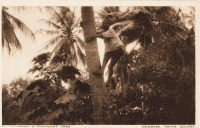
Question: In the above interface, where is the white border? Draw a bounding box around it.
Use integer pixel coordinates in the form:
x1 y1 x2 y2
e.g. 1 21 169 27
0 0 199 127
0 0 199 6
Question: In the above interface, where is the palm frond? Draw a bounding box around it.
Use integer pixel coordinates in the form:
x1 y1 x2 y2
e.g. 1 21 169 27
74 35 86 55
98 10 107 19
110 20 133 32
55 6 71 19
45 36 72 65
111 20 147 44
98 6 124 25
38 19 62 29
63 11 75 27
39 35 64 52
45 6 67 28
70 44 76 63
50 40 74 66
2 11 22 53
98 7 154 45
8 6 27 12
50 54 65 64
55 6 75 27
103 6 120 13
98 6 151 29
49 37 69 55
3 31 22 53
119 6 150 21
34 29 60 36
4 10 35 40
98 10 117 25
11 6 43 13
74 43 86 66
71 17 81 30
59 42 72 56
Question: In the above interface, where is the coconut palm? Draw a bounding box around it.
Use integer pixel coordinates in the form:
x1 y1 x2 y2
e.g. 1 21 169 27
98 6 187 47
98 6 154 47
81 6 109 124
28 6 86 94
2 7 35 53
36 6 85 67
96 6 186 90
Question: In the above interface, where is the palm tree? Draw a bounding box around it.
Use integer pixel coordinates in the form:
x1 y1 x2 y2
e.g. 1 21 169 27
36 6 85 67
81 6 109 124
28 6 86 97
98 6 153 46
80 6 153 124
97 7 152 87
2 7 35 53
97 6 187 85
28 7 109 124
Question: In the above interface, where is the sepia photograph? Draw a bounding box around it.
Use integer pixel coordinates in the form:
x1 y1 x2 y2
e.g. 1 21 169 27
1 5 196 125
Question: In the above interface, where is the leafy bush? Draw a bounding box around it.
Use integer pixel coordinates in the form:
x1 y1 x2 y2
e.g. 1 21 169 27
2 78 30 125
17 63 93 125
101 6 195 124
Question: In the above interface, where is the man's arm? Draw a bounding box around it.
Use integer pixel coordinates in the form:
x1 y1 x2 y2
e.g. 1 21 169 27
95 33 103 38
86 33 103 42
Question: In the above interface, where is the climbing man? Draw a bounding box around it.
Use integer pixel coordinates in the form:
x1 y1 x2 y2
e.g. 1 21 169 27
88 19 125 87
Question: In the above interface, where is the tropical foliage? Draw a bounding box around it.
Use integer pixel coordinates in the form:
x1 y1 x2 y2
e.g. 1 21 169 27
2 7 35 53
2 6 195 125
36 6 85 67
3 6 92 124
101 6 195 124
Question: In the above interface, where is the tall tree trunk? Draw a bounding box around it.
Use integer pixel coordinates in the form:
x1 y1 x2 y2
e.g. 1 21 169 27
81 6 108 124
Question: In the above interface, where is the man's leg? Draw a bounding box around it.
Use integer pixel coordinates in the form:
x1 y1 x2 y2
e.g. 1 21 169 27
105 48 125 87
93 52 111 75
101 52 111 73
106 55 120 86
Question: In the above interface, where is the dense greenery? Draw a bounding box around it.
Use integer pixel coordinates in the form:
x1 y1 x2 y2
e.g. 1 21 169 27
2 7 35 53
2 6 195 124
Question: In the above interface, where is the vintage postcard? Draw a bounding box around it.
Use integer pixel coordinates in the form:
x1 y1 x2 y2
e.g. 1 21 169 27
0 0 199 127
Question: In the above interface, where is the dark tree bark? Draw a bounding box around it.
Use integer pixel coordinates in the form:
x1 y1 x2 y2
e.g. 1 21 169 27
81 6 109 124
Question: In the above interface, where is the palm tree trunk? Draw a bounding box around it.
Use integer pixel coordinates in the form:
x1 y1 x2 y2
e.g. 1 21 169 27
81 6 109 124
